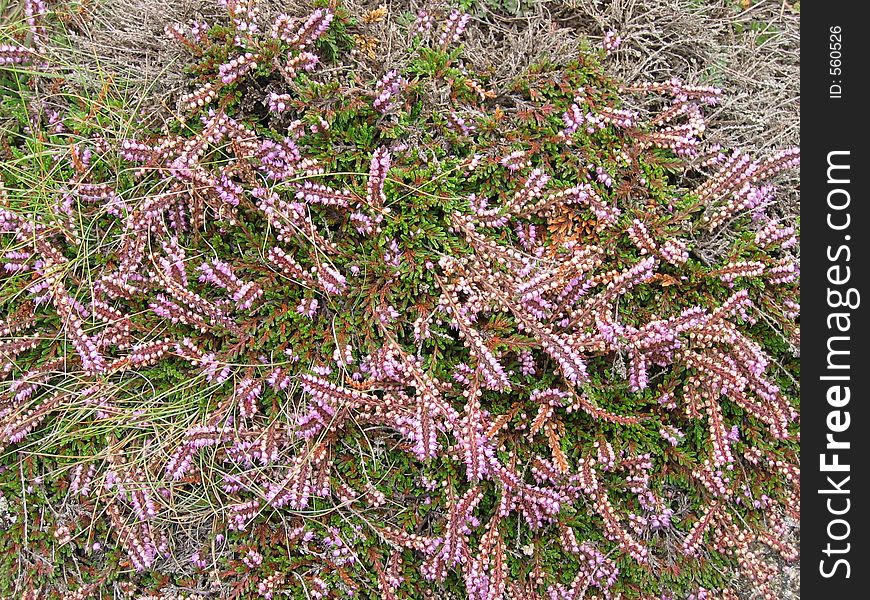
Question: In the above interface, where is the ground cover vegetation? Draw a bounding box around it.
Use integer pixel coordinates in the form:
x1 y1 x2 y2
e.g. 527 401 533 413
0 1 799 598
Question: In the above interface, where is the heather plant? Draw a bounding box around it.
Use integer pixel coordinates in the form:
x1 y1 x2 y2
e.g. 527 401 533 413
0 2 799 599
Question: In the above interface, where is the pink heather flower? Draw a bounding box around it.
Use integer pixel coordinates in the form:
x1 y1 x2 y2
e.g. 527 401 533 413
500 150 531 172
438 9 471 48
267 92 292 113
447 111 475 136
191 552 208 568
316 264 347 295
332 343 353 366
659 425 684 447
603 30 621 53
468 193 508 228
309 116 330 134
519 349 537 376
257 573 285 599
414 9 435 36
452 362 473 386
783 299 800 320
660 238 689 266
285 8 333 49
510 168 549 214
413 314 431 342
322 528 356 566
725 425 740 442
594 165 613 187
243 548 263 568
200 353 233 384
755 220 797 249
224 0 259 36
267 366 291 390
286 51 319 76
561 103 585 137
383 239 402 267
373 70 406 113
716 260 765 283
598 106 638 128
515 223 538 252
367 147 391 207
232 281 263 310
189 20 210 43
594 440 617 471
297 297 319 317
24 0 47 38
258 137 302 180
198 259 241 289
3 250 31 273
218 52 259 84
311 364 332 376
375 303 399 324
466 153 483 172
236 377 262 418
0 44 34 66
311 576 328 599
350 211 378 235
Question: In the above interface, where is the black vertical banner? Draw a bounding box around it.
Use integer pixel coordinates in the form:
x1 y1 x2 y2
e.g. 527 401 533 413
802 2 869 597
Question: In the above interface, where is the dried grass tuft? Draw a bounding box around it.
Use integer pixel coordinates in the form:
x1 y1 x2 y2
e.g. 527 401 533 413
58 0 799 158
